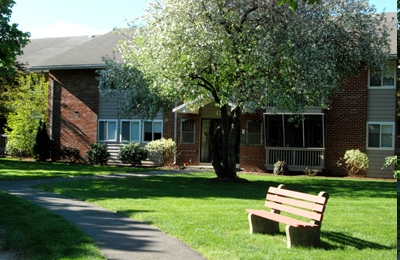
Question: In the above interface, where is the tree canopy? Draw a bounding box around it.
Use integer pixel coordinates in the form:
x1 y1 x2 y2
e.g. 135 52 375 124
99 0 391 178
0 0 30 115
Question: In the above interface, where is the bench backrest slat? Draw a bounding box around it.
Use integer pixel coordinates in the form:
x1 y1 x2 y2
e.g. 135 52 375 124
265 201 323 221
266 194 326 213
264 185 329 225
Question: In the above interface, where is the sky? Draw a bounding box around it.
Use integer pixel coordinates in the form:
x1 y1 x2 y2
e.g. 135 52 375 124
10 0 397 39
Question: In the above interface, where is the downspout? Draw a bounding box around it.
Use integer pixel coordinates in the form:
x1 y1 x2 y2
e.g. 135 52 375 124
48 74 54 139
173 102 177 165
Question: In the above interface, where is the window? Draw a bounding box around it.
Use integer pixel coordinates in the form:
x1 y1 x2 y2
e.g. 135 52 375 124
247 120 262 145
369 60 396 88
265 114 324 148
181 119 195 144
367 123 394 149
143 121 162 142
121 120 141 142
98 120 117 141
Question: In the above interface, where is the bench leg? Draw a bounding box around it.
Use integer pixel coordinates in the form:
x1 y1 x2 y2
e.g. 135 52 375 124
248 213 279 234
285 225 321 248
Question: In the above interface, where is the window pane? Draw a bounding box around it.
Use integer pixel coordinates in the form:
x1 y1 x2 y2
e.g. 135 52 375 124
130 121 140 141
284 115 302 147
107 121 116 140
369 72 381 87
121 121 130 142
381 125 393 148
182 120 195 143
382 61 395 86
247 121 262 145
99 121 106 141
304 115 323 148
368 124 380 147
265 115 283 147
144 122 152 141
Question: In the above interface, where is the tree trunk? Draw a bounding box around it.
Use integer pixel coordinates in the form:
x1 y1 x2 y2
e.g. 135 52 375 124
212 105 241 179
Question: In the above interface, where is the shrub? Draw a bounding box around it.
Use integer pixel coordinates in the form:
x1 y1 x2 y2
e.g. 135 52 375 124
145 138 176 166
32 121 51 162
85 143 110 165
381 155 397 178
118 143 148 166
273 161 288 175
60 147 80 163
337 149 369 176
304 167 318 176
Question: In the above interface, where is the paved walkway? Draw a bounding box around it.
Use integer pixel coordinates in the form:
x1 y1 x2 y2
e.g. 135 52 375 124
0 175 206 260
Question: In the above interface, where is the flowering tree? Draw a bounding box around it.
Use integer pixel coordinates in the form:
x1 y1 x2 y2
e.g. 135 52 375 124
99 0 391 179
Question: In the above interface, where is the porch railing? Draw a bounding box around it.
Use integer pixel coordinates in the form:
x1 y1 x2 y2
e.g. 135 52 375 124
265 147 325 172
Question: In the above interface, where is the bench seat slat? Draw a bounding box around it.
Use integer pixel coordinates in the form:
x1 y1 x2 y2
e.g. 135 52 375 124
246 209 318 228
268 187 327 204
266 194 326 213
265 201 323 221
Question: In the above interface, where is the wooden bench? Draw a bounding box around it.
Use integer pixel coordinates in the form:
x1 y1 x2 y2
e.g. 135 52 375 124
246 184 329 248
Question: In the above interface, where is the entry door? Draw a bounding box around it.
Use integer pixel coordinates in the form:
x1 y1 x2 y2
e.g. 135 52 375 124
200 119 221 162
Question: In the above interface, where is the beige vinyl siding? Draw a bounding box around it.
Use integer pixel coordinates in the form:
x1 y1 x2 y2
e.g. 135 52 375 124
367 89 396 121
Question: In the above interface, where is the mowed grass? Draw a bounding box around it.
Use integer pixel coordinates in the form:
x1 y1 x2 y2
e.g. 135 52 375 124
36 171 397 260
0 157 151 180
0 190 105 260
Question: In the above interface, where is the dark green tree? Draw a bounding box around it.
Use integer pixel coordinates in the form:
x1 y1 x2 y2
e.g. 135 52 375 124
33 121 51 162
0 0 30 115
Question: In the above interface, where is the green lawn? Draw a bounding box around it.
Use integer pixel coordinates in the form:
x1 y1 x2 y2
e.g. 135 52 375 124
36 171 397 260
0 159 396 259
0 157 151 180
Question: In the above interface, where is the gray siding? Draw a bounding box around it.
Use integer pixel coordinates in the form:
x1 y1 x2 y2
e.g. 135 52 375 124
367 89 396 121
366 150 394 178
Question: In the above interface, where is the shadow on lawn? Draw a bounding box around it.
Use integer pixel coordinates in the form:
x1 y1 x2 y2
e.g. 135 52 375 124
322 231 394 250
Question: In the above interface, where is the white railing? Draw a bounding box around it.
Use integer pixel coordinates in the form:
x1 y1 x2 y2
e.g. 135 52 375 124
266 147 325 171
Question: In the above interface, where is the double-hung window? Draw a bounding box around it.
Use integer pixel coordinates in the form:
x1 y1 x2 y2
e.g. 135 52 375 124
143 120 163 142
246 120 262 145
367 123 394 149
369 60 396 88
121 120 141 142
181 119 195 144
98 120 117 141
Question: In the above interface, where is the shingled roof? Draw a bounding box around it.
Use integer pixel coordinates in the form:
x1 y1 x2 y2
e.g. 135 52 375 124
18 30 126 71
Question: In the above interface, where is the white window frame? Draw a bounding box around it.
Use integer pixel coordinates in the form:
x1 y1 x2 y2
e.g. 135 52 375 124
120 120 141 143
366 122 395 150
368 60 396 89
246 120 263 146
143 120 163 143
98 119 118 142
181 119 196 144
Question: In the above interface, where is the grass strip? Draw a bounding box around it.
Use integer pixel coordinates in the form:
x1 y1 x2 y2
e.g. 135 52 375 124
0 191 105 260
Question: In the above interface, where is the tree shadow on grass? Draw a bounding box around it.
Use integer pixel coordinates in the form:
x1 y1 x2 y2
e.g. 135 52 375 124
321 231 394 250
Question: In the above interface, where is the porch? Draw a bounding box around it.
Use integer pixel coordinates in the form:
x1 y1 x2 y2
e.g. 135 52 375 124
265 147 325 172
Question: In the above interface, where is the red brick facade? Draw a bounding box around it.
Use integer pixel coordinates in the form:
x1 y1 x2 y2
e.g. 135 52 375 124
325 70 369 176
48 69 99 161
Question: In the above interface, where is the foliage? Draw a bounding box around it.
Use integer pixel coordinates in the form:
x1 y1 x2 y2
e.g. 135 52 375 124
273 160 288 175
304 167 318 176
381 155 397 178
0 0 30 115
32 121 51 162
4 73 48 156
118 142 148 166
102 0 390 178
145 138 176 166
60 146 80 163
337 149 369 176
85 143 110 165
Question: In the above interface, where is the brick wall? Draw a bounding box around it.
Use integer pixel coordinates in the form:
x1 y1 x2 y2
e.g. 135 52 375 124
239 110 266 172
325 70 368 176
49 69 99 161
